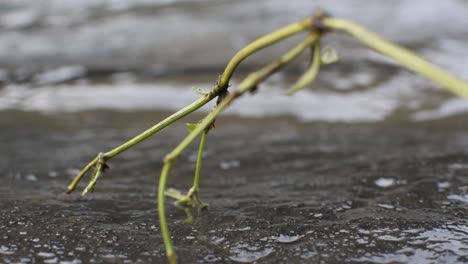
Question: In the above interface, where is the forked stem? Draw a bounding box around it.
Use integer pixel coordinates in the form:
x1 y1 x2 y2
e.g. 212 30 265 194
165 129 208 209
189 129 208 208
66 155 99 193
287 40 322 95
158 32 321 263
64 9 468 264
66 17 315 195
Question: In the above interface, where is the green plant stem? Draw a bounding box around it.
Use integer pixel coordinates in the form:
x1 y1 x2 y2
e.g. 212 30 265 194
217 18 313 91
323 17 468 99
287 40 322 95
66 155 99 193
193 130 207 191
158 160 176 264
66 18 313 194
158 32 320 263
104 18 313 160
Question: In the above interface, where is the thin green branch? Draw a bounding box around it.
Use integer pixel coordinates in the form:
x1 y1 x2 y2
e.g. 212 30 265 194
287 40 322 95
105 18 313 160
164 128 208 209
66 155 99 193
158 32 320 263
82 153 108 195
158 160 176 264
193 130 207 191
66 18 314 195
65 10 468 264
323 17 468 99
164 33 320 164
218 18 313 92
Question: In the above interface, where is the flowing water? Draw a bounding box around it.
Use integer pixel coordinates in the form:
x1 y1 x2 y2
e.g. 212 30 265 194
1 1 468 263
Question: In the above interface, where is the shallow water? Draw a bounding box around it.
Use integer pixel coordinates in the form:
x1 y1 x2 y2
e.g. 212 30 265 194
1 111 467 263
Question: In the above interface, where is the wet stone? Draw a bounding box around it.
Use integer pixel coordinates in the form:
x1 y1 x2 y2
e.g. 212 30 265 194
1 112 468 263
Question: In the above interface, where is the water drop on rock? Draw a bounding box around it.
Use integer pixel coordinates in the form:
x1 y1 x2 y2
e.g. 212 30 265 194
273 234 304 243
25 174 37 181
374 178 395 188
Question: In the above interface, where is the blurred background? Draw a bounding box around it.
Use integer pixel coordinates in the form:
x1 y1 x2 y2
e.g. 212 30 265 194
1 0 467 121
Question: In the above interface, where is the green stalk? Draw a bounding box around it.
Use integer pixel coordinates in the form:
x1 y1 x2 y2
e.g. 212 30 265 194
158 161 176 264
287 40 322 95
193 131 207 190
217 18 313 91
164 33 320 163
104 18 312 160
323 17 468 99
67 18 313 194
104 98 208 159
66 156 98 193
158 32 320 262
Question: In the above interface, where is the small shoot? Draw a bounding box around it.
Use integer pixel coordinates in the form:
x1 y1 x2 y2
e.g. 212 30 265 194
287 41 322 95
82 153 109 196
164 188 186 201
185 123 198 132
165 124 209 210
66 155 99 194
180 207 194 224
190 130 209 209
191 86 208 96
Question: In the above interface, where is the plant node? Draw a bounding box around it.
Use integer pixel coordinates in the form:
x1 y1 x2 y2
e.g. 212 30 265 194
82 153 109 196
311 8 331 34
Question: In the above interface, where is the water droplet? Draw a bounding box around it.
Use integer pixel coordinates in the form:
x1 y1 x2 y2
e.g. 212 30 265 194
211 236 225 245
37 252 55 258
356 238 369 245
229 247 273 263
374 178 396 188
75 247 85 252
377 204 395 210
357 229 370 235
272 234 304 243
403 229 423 234
219 160 240 170
43 257 58 264
437 181 450 189
300 251 317 259
0 245 15 255
447 194 468 203
377 235 405 242
59 259 82 264
203 254 221 263
25 174 37 181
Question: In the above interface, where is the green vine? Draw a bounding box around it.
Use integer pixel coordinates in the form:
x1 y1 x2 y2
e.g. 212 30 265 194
66 9 468 263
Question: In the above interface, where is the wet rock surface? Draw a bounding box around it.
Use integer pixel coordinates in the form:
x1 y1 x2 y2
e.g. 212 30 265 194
1 111 467 263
